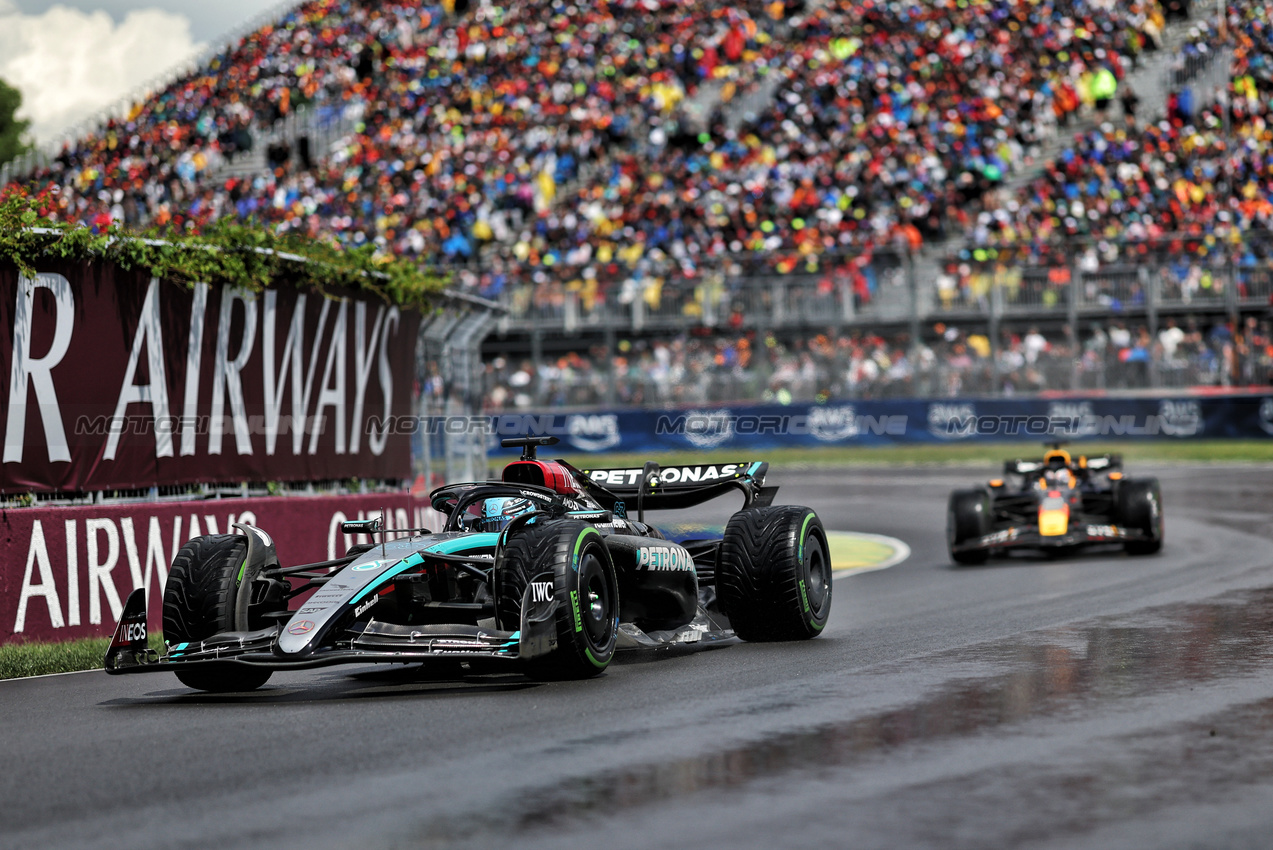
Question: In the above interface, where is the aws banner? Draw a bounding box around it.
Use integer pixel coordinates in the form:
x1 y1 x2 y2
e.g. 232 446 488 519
1 261 420 492
465 395 1273 455
0 492 442 644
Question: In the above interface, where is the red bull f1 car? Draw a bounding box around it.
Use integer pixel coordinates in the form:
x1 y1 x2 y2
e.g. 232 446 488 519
106 437 832 691
947 443 1163 565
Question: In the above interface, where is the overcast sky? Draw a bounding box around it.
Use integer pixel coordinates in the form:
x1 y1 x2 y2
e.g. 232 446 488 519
0 0 293 144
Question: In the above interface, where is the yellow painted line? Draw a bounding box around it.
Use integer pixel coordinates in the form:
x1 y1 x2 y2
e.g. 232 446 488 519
827 531 910 576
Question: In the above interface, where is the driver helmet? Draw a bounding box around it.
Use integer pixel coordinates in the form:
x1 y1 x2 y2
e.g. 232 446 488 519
470 496 535 532
1043 468 1072 489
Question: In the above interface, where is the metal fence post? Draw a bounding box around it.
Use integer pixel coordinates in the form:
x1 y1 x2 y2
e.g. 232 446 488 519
989 276 1003 389
1066 259 1081 390
840 277 855 322
1147 265 1161 388
564 291 579 333
1226 250 1239 325
908 250 922 361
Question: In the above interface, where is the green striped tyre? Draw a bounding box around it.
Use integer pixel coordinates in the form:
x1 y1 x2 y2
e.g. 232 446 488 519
718 506 832 641
495 519 620 679
162 535 272 692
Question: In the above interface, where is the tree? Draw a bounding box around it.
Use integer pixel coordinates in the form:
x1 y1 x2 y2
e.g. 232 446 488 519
0 77 32 168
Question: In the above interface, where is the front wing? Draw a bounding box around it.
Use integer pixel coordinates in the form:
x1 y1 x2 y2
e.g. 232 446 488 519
104 588 734 678
952 521 1150 555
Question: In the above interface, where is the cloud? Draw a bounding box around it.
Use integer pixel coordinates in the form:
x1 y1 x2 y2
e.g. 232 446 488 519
0 2 205 144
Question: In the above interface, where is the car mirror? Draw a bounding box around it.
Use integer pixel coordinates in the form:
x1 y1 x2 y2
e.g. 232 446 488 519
341 516 383 534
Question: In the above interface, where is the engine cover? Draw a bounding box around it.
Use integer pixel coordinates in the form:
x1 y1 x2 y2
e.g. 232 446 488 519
603 535 698 631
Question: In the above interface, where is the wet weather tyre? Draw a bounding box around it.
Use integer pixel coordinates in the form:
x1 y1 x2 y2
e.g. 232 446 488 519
717 506 831 641
162 535 272 692
948 489 991 565
1117 478 1164 555
495 520 619 679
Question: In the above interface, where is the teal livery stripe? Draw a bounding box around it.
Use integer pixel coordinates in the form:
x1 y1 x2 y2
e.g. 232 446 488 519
349 534 500 603
424 533 500 555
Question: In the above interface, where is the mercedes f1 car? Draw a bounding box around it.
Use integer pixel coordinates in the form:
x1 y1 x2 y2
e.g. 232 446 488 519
947 443 1163 564
106 437 831 691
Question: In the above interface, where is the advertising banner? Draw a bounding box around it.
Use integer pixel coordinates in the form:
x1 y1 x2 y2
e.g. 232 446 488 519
426 394 1273 456
1 260 421 493
0 492 442 644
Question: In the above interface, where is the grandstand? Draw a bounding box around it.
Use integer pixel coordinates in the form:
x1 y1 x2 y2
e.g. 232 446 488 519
4 0 1270 409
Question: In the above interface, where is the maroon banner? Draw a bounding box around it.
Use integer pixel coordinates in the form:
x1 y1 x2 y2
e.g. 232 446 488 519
1 260 421 492
0 493 445 644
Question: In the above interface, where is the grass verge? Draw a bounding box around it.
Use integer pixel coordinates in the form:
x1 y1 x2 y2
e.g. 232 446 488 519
552 440 1273 470
0 634 164 681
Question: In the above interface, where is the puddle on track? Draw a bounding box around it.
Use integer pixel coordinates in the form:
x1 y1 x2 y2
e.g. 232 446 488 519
406 586 1273 845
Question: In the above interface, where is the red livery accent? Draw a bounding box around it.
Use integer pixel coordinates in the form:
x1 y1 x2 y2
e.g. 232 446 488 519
503 460 581 496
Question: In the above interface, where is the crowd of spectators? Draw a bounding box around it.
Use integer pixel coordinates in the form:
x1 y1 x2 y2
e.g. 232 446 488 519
9 0 1174 298
968 1 1273 257
10 0 1270 410
481 316 1273 410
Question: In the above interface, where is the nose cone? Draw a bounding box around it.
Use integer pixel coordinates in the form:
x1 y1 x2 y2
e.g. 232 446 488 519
1039 493 1070 537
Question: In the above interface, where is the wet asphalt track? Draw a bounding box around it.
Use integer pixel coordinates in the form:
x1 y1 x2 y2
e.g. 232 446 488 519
4 463 1273 850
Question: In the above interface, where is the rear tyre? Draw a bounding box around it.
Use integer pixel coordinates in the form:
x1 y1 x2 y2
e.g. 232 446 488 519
1117 478 1163 555
162 535 272 692
717 506 831 641
948 489 991 565
495 520 619 679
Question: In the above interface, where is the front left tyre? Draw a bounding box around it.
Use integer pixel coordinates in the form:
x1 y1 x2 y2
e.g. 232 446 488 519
495 519 620 679
162 535 272 692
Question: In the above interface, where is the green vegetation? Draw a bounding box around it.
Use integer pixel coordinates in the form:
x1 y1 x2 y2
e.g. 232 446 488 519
551 440 1273 470
0 633 165 680
0 78 31 167
0 188 446 309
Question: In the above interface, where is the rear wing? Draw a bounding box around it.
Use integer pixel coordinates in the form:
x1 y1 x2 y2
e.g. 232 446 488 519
1004 454 1122 476
563 461 775 515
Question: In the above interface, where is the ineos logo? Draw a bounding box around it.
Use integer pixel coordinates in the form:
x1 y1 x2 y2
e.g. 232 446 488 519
122 622 147 642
